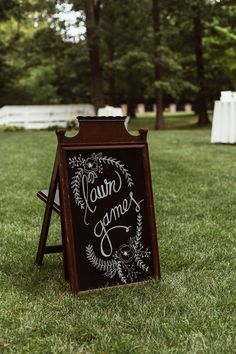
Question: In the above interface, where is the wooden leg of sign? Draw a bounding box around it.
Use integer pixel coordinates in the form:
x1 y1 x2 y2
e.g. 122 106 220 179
36 150 60 266
36 182 58 266
36 184 69 280
36 150 69 280
61 221 69 280
59 182 69 281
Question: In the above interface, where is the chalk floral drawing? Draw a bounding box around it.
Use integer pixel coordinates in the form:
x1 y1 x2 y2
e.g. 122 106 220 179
86 214 151 283
69 152 133 209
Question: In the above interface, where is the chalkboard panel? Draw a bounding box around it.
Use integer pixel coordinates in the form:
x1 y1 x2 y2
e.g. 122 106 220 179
57 117 160 294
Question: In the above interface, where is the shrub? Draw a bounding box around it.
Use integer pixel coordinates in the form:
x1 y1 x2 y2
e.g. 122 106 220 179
0 125 25 132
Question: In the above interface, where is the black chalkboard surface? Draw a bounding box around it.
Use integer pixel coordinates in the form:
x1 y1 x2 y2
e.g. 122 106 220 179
57 117 160 294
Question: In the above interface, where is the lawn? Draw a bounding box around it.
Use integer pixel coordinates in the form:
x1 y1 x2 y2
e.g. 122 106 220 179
128 111 206 131
0 115 235 353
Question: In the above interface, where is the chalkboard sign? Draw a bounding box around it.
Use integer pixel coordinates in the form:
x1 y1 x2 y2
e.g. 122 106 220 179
57 117 160 294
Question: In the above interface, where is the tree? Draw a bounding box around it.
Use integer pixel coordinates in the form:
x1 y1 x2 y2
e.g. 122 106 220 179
192 0 210 126
0 0 61 105
0 0 93 105
152 0 165 129
84 0 104 111
100 0 153 118
0 0 18 105
1 0 235 120
169 0 231 125
204 2 236 95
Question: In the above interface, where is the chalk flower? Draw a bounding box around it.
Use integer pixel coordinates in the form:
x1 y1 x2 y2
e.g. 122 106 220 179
83 157 99 173
117 244 134 263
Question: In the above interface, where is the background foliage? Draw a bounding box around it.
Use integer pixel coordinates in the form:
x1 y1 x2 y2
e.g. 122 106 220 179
0 0 235 110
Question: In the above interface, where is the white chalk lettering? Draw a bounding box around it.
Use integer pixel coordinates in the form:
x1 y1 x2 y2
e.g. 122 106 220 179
82 174 96 225
90 171 122 203
94 192 143 257
82 171 122 225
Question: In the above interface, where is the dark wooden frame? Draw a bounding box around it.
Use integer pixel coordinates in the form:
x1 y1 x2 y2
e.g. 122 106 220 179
35 150 69 280
36 116 160 294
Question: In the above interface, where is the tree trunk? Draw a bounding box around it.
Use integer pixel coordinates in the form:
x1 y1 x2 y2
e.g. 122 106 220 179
127 75 136 118
152 0 165 130
193 4 210 126
127 95 136 118
107 34 116 106
84 0 105 112
154 90 165 129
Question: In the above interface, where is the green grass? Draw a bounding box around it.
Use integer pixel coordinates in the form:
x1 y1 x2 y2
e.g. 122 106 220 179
128 111 212 131
0 117 235 353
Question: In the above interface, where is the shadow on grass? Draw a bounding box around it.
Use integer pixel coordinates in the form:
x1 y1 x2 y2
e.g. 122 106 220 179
128 113 213 132
0 254 69 296
0 252 162 301
168 122 211 130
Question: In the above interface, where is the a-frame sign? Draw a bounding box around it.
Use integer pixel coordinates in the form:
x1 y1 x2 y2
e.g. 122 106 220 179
36 117 160 294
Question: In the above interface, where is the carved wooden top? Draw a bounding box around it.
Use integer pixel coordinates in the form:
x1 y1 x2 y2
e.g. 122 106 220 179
56 116 148 145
